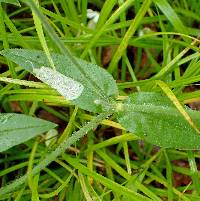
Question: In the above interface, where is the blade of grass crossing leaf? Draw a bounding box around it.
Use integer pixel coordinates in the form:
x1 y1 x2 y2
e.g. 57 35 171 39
163 150 173 201
119 92 200 147
25 0 112 105
156 80 200 134
108 0 152 73
32 0 55 70
0 47 118 112
187 150 200 194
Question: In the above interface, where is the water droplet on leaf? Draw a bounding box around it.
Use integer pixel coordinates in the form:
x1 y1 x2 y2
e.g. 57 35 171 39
0 114 13 124
33 66 84 100
94 99 102 105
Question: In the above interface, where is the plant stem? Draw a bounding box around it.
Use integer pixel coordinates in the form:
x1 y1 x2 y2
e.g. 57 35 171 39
0 111 112 196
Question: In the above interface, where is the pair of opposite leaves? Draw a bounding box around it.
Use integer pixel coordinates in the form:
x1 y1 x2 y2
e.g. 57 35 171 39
1 49 200 150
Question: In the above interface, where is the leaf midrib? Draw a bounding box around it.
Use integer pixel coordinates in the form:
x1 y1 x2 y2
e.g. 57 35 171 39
122 103 198 119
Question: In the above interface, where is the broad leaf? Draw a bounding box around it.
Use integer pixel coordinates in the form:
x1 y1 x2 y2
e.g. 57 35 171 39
0 49 118 113
117 92 200 149
0 0 20 6
0 113 57 152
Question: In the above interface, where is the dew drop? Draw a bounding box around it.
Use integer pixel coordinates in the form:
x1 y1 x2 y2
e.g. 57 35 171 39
94 99 101 105
25 60 34 70
33 66 84 100
116 103 124 112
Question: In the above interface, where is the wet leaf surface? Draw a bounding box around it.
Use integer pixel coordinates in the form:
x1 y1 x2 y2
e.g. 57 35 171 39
0 113 57 152
117 92 200 149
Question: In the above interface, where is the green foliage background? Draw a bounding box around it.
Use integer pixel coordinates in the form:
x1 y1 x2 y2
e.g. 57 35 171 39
1 0 200 200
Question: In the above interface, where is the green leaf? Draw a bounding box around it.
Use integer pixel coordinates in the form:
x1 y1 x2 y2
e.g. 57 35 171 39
0 113 57 152
117 92 200 149
0 0 20 6
0 49 118 113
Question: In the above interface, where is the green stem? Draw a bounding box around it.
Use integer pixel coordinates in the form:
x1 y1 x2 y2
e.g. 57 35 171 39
0 111 112 196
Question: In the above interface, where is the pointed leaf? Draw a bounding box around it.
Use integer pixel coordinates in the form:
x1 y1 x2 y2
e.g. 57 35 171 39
0 0 20 6
0 49 118 113
0 113 57 152
117 92 200 149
